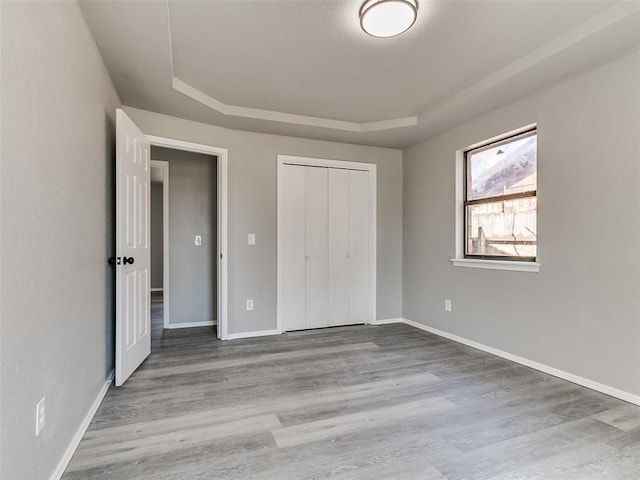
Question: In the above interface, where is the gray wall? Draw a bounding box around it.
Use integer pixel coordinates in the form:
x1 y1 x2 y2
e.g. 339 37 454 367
151 183 164 289
125 107 404 334
151 147 217 326
0 2 121 480
403 50 640 397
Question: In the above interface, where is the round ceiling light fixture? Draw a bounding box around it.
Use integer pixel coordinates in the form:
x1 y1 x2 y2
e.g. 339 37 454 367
359 0 418 38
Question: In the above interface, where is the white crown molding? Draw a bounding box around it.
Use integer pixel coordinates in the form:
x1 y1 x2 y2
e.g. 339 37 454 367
165 1 640 134
172 77 418 132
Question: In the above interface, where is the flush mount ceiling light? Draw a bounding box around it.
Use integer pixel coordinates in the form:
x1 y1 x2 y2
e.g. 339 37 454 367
360 0 418 38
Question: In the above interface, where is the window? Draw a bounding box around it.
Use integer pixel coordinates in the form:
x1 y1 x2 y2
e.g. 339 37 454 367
464 129 537 261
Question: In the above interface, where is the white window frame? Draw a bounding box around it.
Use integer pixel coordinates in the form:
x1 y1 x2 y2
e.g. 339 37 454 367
451 124 541 273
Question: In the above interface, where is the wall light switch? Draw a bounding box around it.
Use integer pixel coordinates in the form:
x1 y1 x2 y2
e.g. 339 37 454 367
248 234 256 245
35 397 46 436
445 299 452 312
195 235 202 246
246 299 254 311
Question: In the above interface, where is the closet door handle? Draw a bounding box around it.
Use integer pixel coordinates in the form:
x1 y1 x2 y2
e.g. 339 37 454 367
305 256 311 261
123 256 135 265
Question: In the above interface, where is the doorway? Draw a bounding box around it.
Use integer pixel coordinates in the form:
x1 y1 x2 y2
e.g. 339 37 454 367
150 147 221 344
148 136 229 341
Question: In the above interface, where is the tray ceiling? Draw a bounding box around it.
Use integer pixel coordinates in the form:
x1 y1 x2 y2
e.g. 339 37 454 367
78 0 640 148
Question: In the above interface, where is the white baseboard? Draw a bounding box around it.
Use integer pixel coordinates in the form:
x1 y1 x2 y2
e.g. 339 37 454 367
49 370 114 480
401 318 640 407
166 320 216 329
370 318 404 325
150 288 163 292
225 329 281 340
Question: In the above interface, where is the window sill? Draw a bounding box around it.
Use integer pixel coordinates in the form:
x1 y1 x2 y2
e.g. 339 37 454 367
450 258 541 273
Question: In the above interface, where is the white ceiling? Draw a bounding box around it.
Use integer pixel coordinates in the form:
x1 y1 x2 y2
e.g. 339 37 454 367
78 0 640 148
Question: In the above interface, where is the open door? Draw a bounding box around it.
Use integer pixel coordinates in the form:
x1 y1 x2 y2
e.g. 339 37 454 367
115 108 151 386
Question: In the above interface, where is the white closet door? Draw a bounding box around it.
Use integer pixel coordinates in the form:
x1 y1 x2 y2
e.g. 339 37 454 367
349 170 370 324
305 167 329 329
328 168 350 326
280 165 307 331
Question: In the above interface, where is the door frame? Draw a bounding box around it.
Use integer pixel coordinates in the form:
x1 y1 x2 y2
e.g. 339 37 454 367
150 160 171 328
147 135 229 340
276 155 377 332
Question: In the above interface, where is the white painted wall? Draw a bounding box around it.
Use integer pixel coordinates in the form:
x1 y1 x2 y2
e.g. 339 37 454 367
125 107 404 334
0 2 121 479
403 50 640 397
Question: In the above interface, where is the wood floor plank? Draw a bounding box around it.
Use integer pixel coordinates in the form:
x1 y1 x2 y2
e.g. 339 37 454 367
271 396 455 448
67 414 281 471
435 418 621 480
485 441 638 480
594 404 640 432
135 342 380 379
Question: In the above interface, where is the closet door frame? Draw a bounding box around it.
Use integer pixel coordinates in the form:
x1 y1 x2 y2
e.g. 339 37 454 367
276 155 377 333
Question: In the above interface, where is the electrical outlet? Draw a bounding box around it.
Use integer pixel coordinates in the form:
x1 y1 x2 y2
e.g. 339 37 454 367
248 233 256 245
246 299 254 311
445 299 452 312
35 397 46 436
195 235 202 246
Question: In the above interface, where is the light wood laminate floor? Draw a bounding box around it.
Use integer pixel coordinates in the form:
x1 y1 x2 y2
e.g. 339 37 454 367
63 294 640 479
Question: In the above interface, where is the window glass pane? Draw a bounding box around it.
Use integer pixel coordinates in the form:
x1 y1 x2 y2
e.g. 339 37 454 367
467 132 537 201
466 197 537 258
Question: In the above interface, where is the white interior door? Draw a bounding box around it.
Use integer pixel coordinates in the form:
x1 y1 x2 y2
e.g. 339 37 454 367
349 170 370 324
280 164 307 331
328 168 350 326
115 108 151 386
305 167 329 329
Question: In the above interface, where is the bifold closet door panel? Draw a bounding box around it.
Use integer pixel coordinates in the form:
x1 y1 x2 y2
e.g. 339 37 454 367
349 170 370 324
305 167 329 329
328 168 350 326
280 165 306 332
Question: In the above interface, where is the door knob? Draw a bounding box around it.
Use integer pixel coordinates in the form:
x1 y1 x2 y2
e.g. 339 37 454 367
123 256 135 265
108 257 121 265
